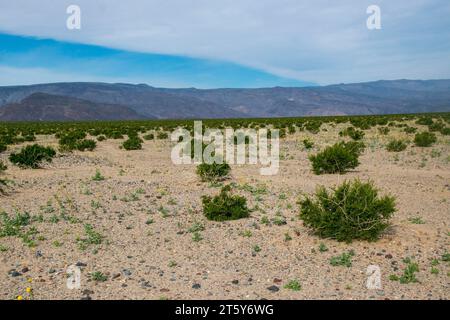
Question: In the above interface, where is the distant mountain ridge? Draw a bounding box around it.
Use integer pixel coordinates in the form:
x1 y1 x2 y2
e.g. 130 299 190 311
0 79 449 121
0 92 146 121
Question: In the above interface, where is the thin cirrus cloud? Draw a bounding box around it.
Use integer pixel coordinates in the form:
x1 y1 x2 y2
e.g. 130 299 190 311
0 0 449 87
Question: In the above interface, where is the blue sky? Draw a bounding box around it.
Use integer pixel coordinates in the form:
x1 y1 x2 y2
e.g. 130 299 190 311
0 33 311 87
0 0 449 88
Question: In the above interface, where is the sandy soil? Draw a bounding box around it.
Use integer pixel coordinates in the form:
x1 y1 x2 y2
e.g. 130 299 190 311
0 121 449 300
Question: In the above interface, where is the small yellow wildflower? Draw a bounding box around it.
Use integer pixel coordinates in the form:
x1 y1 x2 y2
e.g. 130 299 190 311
27 278 33 283
17 295 23 300
26 287 32 293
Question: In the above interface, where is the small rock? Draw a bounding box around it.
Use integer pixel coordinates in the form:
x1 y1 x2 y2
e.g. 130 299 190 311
267 285 279 292
9 270 21 277
273 278 282 284
112 273 121 279
122 269 132 276
231 280 239 285
140 281 152 288
76 262 87 267
21 267 29 273
35 250 43 258
385 254 393 259
192 283 201 289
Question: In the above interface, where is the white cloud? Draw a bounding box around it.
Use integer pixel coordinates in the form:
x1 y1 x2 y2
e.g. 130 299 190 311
0 0 449 84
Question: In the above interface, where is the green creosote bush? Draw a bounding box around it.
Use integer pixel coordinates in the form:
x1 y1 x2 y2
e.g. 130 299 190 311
299 179 396 242
9 144 56 168
414 132 437 147
339 127 365 140
157 131 169 139
386 139 407 152
0 143 7 153
378 127 390 135
202 185 250 221
143 133 154 140
196 162 231 182
58 130 96 152
75 139 96 151
308 141 364 174
122 137 143 150
302 139 314 150
0 161 8 194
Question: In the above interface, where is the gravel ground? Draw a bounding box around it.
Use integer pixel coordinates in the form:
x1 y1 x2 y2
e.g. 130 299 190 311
0 122 449 300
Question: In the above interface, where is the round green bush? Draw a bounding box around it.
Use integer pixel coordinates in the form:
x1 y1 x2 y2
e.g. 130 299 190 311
143 133 154 140
76 139 97 151
386 139 407 152
308 141 362 174
9 144 56 168
299 179 396 242
122 137 143 150
196 162 231 182
157 131 169 139
414 132 437 147
202 185 249 221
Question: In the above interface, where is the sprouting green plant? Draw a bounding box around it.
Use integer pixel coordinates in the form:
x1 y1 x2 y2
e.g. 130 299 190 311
168 261 177 267
408 217 425 224
90 271 108 282
192 231 203 242
241 230 252 237
319 243 328 252
330 251 355 267
260 216 270 225
398 258 419 284
284 279 302 291
77 224 103 250
188 222 204 233
92 169 105 181
253 245 261 253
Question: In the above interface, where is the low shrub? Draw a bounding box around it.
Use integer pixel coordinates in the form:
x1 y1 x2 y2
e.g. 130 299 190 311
440 127 450 135
403 126 417 134
9 144 56 168
0 143 6 153
308 141 362 174
299 179 396 242
97 135 106 142
196 162 231 182
157 131 169 139
122 137 143 150
378 127 390 135
75 139 96 151
202 185 250 221
302 139 314 150
0 161 7 193
339 127 365 140
143 133 154 140
414 132 437 147
386 139 407 152
59 131 96 152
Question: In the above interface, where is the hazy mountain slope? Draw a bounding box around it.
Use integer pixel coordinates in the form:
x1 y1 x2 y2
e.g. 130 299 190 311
0 79 449 121
0 92 148 121
0 83 245 119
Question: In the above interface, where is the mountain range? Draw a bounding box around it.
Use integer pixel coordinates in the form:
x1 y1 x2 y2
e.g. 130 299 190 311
0 79 449 121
